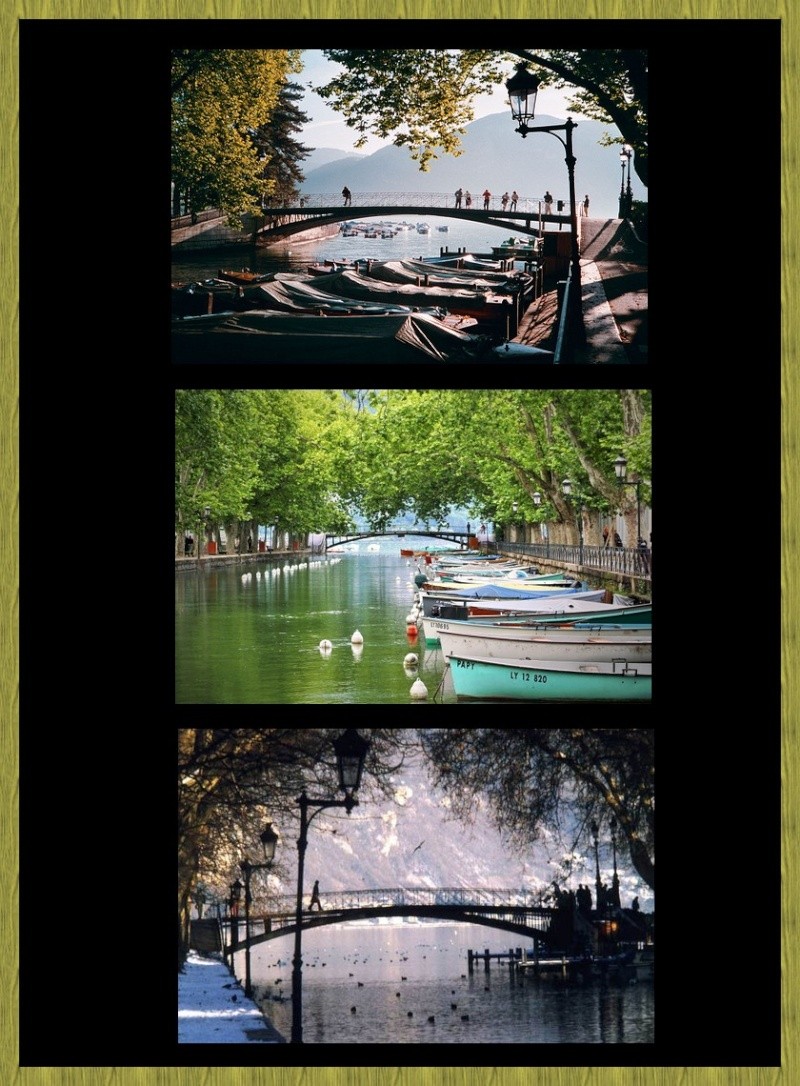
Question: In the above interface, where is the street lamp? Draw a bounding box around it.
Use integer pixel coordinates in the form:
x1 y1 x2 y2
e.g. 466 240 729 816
292 729 371 1044
560 477 585 560
613 454 642 543
241 823 279 998
619 145 633 218
610 818 620 907
590 820 602 911
229 878 242 953
506 62 583 346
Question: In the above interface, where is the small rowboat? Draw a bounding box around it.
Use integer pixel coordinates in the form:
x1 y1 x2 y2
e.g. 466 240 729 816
217 268 271 285
447 653 652 701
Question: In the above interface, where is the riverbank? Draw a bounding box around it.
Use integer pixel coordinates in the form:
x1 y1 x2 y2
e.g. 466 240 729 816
178 950 286 1043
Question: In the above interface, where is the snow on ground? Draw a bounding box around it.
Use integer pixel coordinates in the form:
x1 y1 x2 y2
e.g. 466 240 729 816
178 950 286 1043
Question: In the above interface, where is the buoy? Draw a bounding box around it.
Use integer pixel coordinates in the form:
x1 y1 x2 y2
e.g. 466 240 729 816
404 653 419 667
405 613 417 624
407 625 418 639
351 630 364 644
410 678 428 699
319 640 333 652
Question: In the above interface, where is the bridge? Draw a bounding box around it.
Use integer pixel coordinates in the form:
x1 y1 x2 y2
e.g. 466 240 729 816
257 192 576 243
171 192 581 247
224 887 575 954
325 529 470 551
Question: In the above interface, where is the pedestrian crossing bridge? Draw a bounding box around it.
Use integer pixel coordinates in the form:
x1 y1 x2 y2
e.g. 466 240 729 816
231 887 567 951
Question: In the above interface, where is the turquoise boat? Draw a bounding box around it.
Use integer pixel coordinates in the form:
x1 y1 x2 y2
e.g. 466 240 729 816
447 653 652 701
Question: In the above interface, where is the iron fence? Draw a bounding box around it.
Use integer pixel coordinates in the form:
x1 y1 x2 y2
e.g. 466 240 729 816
501 540 651 583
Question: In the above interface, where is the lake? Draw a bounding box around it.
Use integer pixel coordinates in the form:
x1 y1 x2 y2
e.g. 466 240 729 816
237 920 654 1045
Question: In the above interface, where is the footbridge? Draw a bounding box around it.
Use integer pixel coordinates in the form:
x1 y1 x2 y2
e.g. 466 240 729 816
325 529 469 551
256 191 578 243
227 887 568 952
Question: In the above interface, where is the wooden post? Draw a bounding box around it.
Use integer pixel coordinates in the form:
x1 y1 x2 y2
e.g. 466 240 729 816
484 948 490 972
468 949 474 974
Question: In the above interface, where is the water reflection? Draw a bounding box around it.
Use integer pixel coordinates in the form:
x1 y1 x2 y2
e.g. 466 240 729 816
238 922 653 1045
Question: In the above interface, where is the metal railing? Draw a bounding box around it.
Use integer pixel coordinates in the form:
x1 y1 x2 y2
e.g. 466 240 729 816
501 540 651 582
271 886 547 911
259 193 569 214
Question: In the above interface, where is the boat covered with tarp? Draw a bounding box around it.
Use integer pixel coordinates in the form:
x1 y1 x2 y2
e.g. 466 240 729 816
172 310 497 363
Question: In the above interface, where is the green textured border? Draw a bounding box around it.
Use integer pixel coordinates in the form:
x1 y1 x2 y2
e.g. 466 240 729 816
5 1 792 1083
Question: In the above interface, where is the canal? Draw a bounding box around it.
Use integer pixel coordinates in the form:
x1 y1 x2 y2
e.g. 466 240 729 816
238 920 654 1045
175 538 456 704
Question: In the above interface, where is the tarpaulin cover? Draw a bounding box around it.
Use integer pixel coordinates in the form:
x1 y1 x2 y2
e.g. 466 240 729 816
172 310 489 363
439 584 584 600
239 275 447 317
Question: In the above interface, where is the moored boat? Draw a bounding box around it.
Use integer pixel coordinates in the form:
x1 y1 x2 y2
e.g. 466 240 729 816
447 653 652 701
436 621 652 664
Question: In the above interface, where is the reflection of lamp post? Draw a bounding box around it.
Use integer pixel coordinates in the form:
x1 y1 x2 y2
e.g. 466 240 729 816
561 477 584 562
618 145 633 218
613 454 642 543
241 823 279 998
590 820 602 911
291 729 371 1044
506 62 583 344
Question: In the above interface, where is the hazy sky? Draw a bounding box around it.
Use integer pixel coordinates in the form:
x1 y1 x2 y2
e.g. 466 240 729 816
299 50 574 154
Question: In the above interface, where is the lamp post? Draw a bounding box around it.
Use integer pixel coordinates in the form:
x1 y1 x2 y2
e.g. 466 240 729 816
613 454 642 543
229 878 242 953
610 818 620 907
506 62 583 345
241 823 279 999
291 729 371 1044
532 491 549 555
196 504 211 557
590 820 602 912
619 145 633 218
560 477 584 563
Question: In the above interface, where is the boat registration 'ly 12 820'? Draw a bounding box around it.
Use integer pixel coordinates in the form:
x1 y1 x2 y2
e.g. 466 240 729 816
447 653 652 701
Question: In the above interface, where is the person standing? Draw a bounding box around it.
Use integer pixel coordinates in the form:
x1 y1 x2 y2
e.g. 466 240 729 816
544 190 553 214
341 186 352 206
482 189 491 210
510 190 519 211
501 191 509 210
464 190 472 208
582 194 590 216
454 187 463 209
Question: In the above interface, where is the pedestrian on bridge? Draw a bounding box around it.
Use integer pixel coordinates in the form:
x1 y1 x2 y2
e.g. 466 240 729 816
310 880 323 911
501 192 509 210
510 190 519 211
544 190 553 214
454 187 463 209
482 189 491 210
582 194 590 216
464 190 472 208
342 187 352 207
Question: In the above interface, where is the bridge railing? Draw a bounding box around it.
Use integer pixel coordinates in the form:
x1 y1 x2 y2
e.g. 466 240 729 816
501 541 651 583
263 193 564 215
271 887 547 912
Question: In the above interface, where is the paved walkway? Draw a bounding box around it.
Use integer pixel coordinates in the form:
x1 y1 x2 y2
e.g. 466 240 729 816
178 950 287 1044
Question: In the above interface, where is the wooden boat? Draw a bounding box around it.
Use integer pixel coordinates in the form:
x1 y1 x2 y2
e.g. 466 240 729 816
217 268 272 285
419 586 605 619
436 621 652 664
447 653 652 701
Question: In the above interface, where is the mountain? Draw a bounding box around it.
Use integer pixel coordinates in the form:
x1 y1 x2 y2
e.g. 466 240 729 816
300 111 644 222
266 758 650 909
302 147 367 174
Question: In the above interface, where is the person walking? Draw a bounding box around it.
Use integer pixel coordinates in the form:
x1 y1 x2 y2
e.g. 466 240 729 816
482 189 491 210
309 879 323 912
510 190 518 211
544 190 553 214
602 525 609 548
454 187 463 209
582 194 590 217
341 186 352 207
464 190 472 208
501 191 509 211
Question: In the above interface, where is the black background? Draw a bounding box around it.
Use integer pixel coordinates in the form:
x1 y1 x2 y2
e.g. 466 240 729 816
18 18 781 1067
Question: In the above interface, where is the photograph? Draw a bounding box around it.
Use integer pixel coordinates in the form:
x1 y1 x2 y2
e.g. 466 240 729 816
178 727 656 1045
170 44 647 364
175 389 652 704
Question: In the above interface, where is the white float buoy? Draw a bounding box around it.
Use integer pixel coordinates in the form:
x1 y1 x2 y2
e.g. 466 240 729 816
351 630 364 644
319 639 333 652
410 678 428 699
404 653 419 667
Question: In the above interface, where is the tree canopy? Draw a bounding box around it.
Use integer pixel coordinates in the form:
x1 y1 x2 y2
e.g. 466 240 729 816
314 48 647 183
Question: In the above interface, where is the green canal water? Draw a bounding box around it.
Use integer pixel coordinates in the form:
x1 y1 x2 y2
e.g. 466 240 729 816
175 539 453 704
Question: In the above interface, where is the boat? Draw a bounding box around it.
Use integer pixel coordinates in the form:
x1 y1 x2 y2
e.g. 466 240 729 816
418 584 601 618
464 600 651 621
446 653 652 701
416 223 430 234
436 225 450 232
436 620 652 665
216 267 272 285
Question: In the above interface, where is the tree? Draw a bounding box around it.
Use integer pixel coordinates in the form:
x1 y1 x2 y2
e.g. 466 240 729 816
171 49 301 224
315 49 648 184
251 80 314 206
178 728 416 969
418 729 654 891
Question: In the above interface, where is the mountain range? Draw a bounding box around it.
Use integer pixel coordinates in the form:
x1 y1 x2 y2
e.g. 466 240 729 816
300 111 644 222
264 758 650 910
